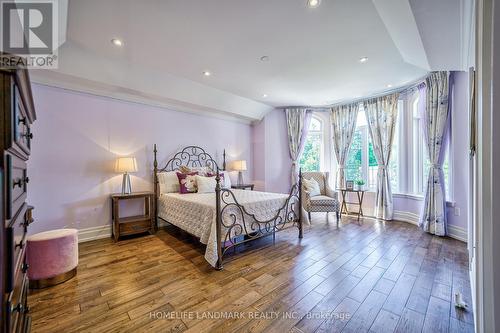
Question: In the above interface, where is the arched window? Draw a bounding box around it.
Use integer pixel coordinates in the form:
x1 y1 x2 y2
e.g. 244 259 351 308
299 116 324 172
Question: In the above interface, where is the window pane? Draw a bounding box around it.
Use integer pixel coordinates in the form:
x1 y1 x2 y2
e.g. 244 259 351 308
299 116 323 172
388 102 401 192
367 139 377 189
345 129 363 182
309 117 321 131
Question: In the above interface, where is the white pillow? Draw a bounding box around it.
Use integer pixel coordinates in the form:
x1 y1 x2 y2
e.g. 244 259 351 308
157 171 179 193
191 166 212 176
196 175 217 193
221 171 232 188
303 178 321 197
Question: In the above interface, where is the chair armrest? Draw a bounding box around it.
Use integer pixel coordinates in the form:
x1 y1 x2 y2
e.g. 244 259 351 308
325 185 338 200
302 189 312 211
303 190 311 201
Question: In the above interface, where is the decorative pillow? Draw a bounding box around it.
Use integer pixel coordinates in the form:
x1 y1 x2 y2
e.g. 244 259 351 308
207 171 231 188
157 171 179 193
303 177 321 197
178 165 192 174
176 172 198 194
221 171 232 188
191 166 212 176
196 175 217 193
178 166 212 175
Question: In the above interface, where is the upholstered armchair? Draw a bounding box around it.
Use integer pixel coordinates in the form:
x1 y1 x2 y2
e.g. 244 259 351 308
301 172 340 225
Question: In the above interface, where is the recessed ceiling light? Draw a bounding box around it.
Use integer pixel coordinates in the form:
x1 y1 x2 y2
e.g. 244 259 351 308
359 57 368 63
262 94 268 98
111 38 123 47
202 71 211 77
307 0 320 8
260 56 270 62
387 84 393 88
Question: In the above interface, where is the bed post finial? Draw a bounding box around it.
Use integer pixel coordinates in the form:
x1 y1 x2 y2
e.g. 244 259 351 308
223 149 226 171
215 166 223 270
298 167 303 239
153 144 158 168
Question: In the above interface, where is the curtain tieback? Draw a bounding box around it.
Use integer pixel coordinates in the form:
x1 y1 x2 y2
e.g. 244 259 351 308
430 163 442 169
337 165 345 170
377 165 387 170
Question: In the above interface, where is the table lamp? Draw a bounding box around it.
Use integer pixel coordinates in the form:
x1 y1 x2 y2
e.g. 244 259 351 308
233 160 247 186
115 157 137 194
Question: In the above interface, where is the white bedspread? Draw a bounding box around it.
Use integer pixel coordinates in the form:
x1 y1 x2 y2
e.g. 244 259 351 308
158 189 291 267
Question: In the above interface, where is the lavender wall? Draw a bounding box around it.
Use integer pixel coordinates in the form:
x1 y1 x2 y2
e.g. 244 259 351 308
252 109 291 193
28 84 253 235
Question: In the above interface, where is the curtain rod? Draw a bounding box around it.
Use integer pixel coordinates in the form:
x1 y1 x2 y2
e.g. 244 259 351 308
280 73 429 112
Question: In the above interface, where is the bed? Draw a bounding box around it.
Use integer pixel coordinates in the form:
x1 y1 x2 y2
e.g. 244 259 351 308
153 145 303 270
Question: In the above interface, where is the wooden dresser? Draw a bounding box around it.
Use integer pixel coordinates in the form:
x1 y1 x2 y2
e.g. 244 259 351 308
0 65 36 333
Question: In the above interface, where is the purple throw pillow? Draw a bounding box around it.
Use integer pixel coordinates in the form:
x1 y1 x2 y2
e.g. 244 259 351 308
176 172 198 194
207 172 224 185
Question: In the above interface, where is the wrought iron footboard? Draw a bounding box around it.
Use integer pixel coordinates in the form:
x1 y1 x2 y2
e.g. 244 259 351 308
214 170 302 270
153 144 303 270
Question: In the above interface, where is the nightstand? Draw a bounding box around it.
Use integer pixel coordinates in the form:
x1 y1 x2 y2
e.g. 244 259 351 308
111 191 155 241
231 184 255 190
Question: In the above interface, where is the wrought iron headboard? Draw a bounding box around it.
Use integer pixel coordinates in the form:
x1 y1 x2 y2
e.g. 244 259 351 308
155 145 224 172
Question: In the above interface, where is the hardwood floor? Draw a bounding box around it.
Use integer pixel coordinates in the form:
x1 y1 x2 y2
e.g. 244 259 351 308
28 215 474 333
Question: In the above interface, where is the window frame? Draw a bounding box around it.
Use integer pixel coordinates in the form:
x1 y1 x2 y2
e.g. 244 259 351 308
299 114 327 172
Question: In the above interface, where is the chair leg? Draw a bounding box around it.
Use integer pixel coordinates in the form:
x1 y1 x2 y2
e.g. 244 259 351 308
308 211 311 222
336 211 340 228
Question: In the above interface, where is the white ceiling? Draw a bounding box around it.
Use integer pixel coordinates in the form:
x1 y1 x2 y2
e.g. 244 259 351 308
30 0 473 122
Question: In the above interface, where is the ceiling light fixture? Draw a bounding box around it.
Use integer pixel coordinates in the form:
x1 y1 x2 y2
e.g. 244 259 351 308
307 0 320 8
202 71 211 77
387 84 393 88
359 57 368 63
260 56 270 62
111 38 123 47
262 94 268 98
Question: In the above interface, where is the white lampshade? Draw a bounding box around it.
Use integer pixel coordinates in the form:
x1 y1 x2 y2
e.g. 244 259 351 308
115 157 138 173
232 160 247 171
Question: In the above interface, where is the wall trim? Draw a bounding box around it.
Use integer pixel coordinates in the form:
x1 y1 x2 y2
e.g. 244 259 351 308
78 225 112 243
77 213 467 243
393 210 467 242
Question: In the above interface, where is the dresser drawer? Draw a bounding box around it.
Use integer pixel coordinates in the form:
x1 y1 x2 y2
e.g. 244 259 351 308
5 271 29 333
9 83 32 158
5 154 28 219
6 204 28 293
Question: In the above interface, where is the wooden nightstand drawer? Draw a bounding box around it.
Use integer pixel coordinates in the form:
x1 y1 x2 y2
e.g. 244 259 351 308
119 218 151 235
111 192 155 241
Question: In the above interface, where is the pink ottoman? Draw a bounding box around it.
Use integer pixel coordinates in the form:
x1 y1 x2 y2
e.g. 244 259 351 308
26 229 78 289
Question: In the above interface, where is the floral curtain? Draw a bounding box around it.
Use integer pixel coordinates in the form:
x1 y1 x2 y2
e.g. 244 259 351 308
331 103 359 188
363 93 399 220
285 108 312 186
419 71 451 236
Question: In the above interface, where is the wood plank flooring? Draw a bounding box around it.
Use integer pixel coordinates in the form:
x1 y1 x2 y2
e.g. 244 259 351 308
28 215 474 333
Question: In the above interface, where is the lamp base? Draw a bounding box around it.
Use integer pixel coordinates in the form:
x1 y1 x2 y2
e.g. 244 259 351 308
237 171 244 186
121 173 132 194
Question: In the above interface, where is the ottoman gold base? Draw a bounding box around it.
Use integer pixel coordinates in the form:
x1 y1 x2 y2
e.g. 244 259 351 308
29 267 77 289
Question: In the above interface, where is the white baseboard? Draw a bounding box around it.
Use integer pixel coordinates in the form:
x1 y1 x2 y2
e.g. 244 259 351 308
393 210 420 225
393 210 467 243
77 214 467 243
78 225 112 243
447 225 468 242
